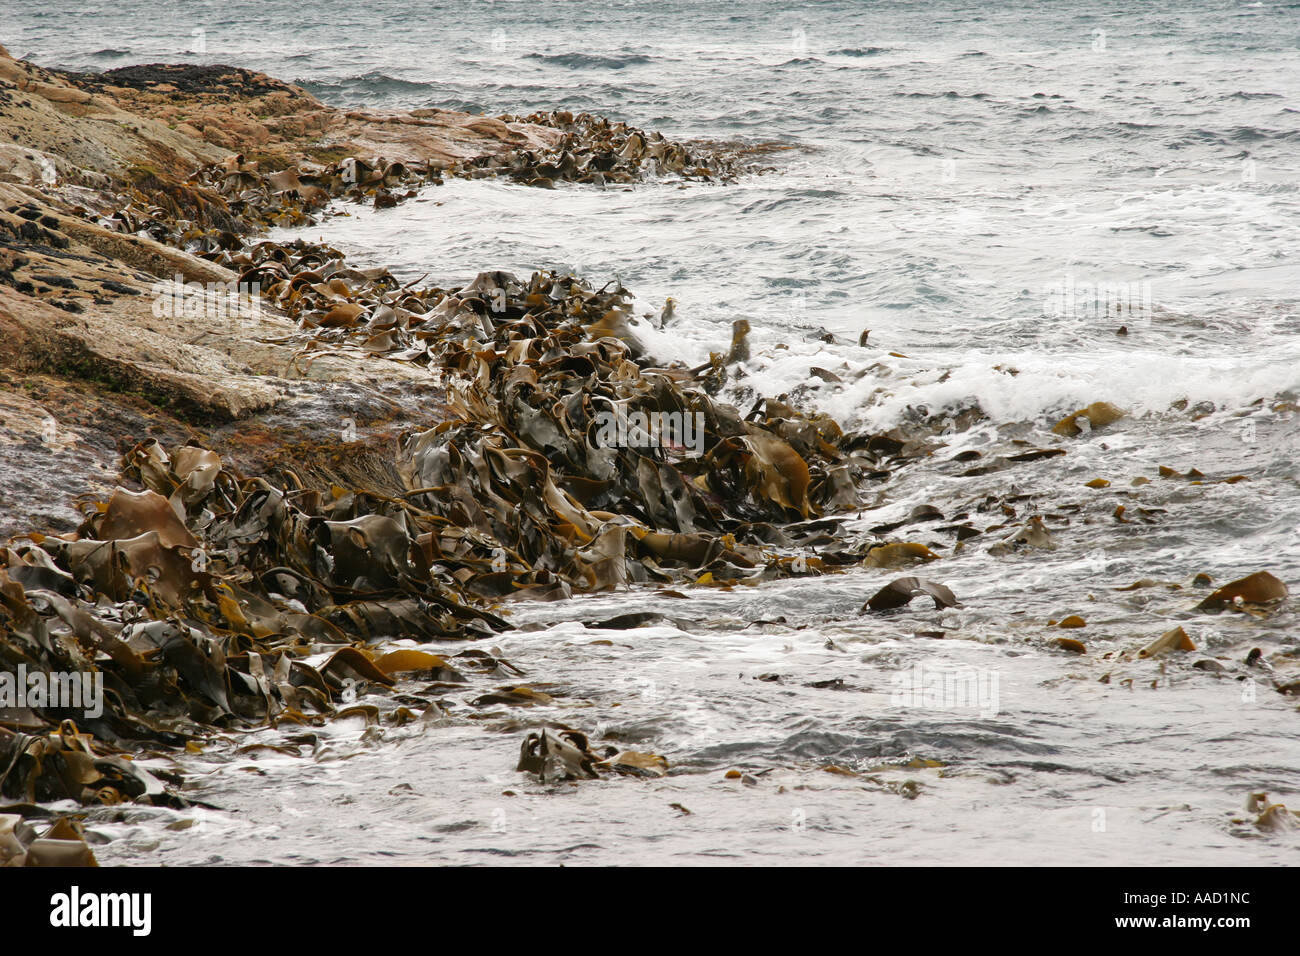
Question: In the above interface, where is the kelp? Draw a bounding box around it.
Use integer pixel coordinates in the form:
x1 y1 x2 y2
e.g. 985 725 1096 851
70 121 920 610
10 106 969 812
0 251 922 803
1138 626 1196 659
0 721 177 812
862 542 940 569
987 516 1057 555
1245 792 1300 833
0 811 98 867
1194 571 1288 614
1051 401 1125 437
862 577 959 612
0 439 513 759
471 110 763 187
515 726 598 782
196 259 891 592
515 725 668 783
90 112 760 248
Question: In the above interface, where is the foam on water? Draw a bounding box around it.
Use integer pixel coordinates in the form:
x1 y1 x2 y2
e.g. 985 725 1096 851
739 340 1300 432
279 166 1300 433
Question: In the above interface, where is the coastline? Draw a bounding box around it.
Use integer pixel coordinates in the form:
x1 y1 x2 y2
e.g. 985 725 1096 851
0 47 860 864
1 39 1295 870
0 47 770 535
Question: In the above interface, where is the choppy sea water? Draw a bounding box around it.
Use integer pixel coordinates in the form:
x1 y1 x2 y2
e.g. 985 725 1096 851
9 1 1300 864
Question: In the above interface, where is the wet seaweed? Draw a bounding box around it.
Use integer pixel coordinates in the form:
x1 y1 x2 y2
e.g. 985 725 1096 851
4 129 923 820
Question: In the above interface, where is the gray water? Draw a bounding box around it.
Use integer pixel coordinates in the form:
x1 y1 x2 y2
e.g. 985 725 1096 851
7 1 1300 864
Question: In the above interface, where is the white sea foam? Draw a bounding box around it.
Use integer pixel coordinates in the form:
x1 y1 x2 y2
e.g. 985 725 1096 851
731 340 1300 431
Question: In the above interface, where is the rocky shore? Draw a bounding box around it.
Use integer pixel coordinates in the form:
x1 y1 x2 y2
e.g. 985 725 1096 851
2 42 1295 868
0 47 887 863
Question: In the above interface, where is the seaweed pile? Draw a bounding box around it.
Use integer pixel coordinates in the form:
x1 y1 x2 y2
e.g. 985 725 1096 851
188 153 442 227
2 172 937 826
88 110 756 252
467 110 763 186
1 87 909 841
0 719 184 817
381 269 876 588
0 240 918 823
0 245 913 724
89 152 441 247
193 232 902 587
0 437 513 765
3 450 534 861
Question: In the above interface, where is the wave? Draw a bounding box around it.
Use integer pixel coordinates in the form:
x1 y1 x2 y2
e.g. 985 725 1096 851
828 46 891 57
899 90 992 99
523 52 653 70
298 71 453 108
302 71 442 96
750 339 1300 434
1180 125 1300 145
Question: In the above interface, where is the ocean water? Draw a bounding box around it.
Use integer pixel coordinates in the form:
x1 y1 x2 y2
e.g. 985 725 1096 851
8 1 1300 865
